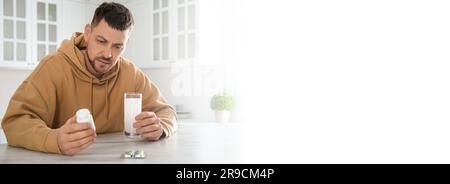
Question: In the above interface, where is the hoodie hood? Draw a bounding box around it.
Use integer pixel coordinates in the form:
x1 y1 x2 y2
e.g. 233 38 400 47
58 32 121 120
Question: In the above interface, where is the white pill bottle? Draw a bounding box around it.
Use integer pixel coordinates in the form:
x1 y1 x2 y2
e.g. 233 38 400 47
76 108 96 131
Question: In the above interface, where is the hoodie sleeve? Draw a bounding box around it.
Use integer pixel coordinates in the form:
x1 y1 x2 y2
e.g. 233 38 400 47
136 71 177 138
1 61 60 154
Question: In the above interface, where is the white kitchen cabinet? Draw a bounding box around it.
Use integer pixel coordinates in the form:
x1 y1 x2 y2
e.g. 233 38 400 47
176 0 197 60
125 0 198 69
1 0 32 67
35 0 62 62
0 0 112 68
0 0 63 68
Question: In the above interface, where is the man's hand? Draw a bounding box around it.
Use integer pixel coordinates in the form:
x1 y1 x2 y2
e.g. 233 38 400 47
56 116 96 155
134 112 164 141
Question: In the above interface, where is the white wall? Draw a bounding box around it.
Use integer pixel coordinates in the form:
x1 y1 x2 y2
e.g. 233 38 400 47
61 0 99 40
143 68 210 121
142 65 238 122
0 69 32 123
122 0 153 68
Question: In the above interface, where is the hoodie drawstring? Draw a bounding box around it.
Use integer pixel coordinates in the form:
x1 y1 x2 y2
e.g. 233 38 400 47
106 80 110 120
90 78 93 116
89 78 109 122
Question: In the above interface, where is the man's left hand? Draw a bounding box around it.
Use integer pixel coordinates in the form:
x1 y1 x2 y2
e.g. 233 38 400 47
134 112 164 141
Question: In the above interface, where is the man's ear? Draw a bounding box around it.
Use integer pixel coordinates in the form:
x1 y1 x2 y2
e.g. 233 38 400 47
84 24 92 40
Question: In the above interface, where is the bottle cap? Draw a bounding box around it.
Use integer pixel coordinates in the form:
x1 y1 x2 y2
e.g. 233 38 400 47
76 108 96 131
76 108 91 123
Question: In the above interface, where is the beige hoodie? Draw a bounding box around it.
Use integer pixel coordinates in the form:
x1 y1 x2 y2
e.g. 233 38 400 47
1 32 177 154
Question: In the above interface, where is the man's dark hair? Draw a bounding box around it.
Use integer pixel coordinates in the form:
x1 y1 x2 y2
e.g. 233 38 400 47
91 2 134 31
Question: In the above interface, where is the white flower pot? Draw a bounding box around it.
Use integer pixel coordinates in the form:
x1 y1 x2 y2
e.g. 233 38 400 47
215 111 230 123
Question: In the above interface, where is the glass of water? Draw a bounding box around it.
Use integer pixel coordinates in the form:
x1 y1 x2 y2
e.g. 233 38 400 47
124 92 142 138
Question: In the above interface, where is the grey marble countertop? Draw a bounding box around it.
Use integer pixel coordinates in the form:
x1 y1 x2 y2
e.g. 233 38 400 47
0 122 245 164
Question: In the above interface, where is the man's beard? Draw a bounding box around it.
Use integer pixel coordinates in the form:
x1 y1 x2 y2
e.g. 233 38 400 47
91 56 113 73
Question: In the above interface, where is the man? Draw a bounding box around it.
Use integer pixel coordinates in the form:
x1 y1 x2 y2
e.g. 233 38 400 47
1 2 177 155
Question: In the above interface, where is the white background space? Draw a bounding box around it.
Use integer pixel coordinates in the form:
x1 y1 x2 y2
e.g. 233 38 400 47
233 0 450 163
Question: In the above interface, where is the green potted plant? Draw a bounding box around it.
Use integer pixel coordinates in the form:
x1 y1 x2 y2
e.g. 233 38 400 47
210 92 235 123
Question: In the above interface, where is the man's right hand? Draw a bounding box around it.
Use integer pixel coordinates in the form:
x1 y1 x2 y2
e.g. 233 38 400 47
56 116 96 155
